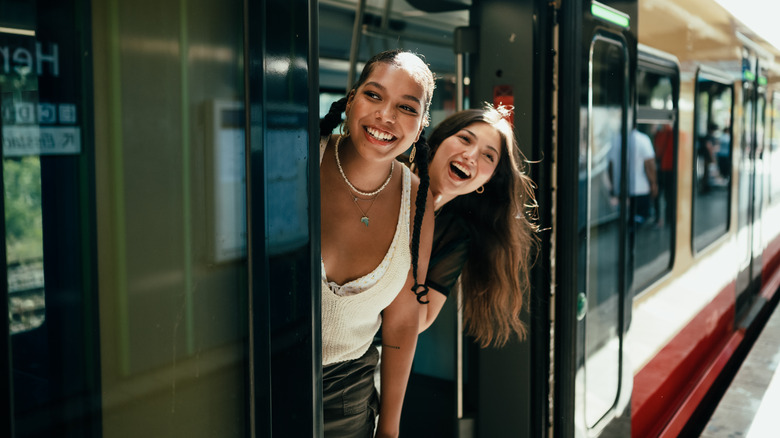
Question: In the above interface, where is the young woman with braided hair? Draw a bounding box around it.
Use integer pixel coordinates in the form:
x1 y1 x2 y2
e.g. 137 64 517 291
412 105 539 348
318 49 435 438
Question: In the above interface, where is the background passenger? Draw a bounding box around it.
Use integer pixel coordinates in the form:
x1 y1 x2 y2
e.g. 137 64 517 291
653 124 674 227
718 126 731 179
628 128 657 225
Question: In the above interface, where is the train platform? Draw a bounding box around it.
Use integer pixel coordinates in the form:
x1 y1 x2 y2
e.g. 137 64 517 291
701 298 780 437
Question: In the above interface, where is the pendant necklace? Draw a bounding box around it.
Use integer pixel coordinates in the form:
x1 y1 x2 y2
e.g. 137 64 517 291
350 192 379 227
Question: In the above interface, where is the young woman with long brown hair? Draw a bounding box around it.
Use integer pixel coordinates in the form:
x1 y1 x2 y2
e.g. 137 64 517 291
416 105 538 347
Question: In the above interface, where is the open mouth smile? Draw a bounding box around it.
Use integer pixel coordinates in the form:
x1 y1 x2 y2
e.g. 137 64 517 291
365 126 396 142
450 161 471 180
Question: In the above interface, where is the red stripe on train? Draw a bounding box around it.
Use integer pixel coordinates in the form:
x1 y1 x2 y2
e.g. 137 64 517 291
631 282 735 438
632 232 780 437
762 234 780 300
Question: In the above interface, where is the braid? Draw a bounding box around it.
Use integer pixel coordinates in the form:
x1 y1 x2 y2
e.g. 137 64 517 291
410 135 431 304
319 97 348 137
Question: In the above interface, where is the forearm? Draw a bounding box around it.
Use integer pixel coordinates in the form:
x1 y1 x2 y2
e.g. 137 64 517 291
377 319 417 437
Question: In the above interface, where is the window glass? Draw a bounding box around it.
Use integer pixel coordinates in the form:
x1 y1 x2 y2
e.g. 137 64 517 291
579 35 626 429
633 121 673 291
692 75 732 253
637 69 674 110
736 82 753 266
633 62 678 294
771 94 780 202
91 0 250 436
2 33 47 334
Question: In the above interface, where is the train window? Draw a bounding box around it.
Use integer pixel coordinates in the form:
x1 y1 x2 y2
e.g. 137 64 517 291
692 72 733 253
771 93 780 202
634 58 679 294
637 69 674 110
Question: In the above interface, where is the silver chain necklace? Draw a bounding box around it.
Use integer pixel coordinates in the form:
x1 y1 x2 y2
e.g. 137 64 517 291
335 135 394 198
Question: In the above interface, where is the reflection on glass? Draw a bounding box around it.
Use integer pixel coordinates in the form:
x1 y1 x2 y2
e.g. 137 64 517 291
771 95 780 201
92 0 250 436
693 76 732 253
752 94 766 257
631 122 674 293
579 36 625 429
736 82 753 267
4 156 45 334
1 32 46 334
634 63 677 293
637 69 674 110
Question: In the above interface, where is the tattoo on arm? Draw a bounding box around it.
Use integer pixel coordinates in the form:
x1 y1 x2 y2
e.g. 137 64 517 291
382 344 401 350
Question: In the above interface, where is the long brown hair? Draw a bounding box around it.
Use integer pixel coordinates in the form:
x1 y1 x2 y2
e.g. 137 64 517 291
428 105 539 347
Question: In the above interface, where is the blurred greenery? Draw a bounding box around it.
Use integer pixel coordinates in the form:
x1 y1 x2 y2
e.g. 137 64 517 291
3 156 44 264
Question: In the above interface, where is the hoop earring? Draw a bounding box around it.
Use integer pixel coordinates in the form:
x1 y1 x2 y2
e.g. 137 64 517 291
476 185 484 194
409 145 417 163
340 118 350 136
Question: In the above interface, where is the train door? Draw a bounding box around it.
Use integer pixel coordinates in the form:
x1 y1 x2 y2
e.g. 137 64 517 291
736 50 764 314
770 92 780 206
319 1 552 437
751 66 768 295
3 1 321 437
556 2 636 437
2 3 102 436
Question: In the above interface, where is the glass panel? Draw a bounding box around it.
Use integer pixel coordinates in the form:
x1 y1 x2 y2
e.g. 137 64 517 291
692 76 732 253
4 3 104 436
633 63 678 294
753 93 766 257
736 82 753 266
771 95 780 202
637 69 674 110
579 35 626 429
91 0 250 436
634 121 674 292
2 32 46 334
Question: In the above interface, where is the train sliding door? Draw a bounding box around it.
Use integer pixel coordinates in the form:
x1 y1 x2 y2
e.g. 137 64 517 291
735 50 768 315
2 2 101 436
556 2 635 437
3 0 321 437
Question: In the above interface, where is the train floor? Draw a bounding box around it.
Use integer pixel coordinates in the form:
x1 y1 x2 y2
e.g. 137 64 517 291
701 299 780 437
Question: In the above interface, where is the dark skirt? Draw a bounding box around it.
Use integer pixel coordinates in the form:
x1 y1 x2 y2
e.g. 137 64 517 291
322 346 380 438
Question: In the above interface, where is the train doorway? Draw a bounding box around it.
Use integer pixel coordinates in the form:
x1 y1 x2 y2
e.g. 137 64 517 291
2 0 321 437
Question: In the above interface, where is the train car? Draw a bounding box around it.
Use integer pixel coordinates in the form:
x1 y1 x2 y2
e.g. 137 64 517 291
2 0 779 438
626 1 780 436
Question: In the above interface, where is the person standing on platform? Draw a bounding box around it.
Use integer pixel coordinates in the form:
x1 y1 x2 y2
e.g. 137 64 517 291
653 123 674 227
628 128 658 225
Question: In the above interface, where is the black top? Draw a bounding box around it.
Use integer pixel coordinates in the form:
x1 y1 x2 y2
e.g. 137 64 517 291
426 206 471 297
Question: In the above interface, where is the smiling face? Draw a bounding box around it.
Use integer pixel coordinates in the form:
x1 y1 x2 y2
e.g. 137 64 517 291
429 121 503 206
344 62 428 162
